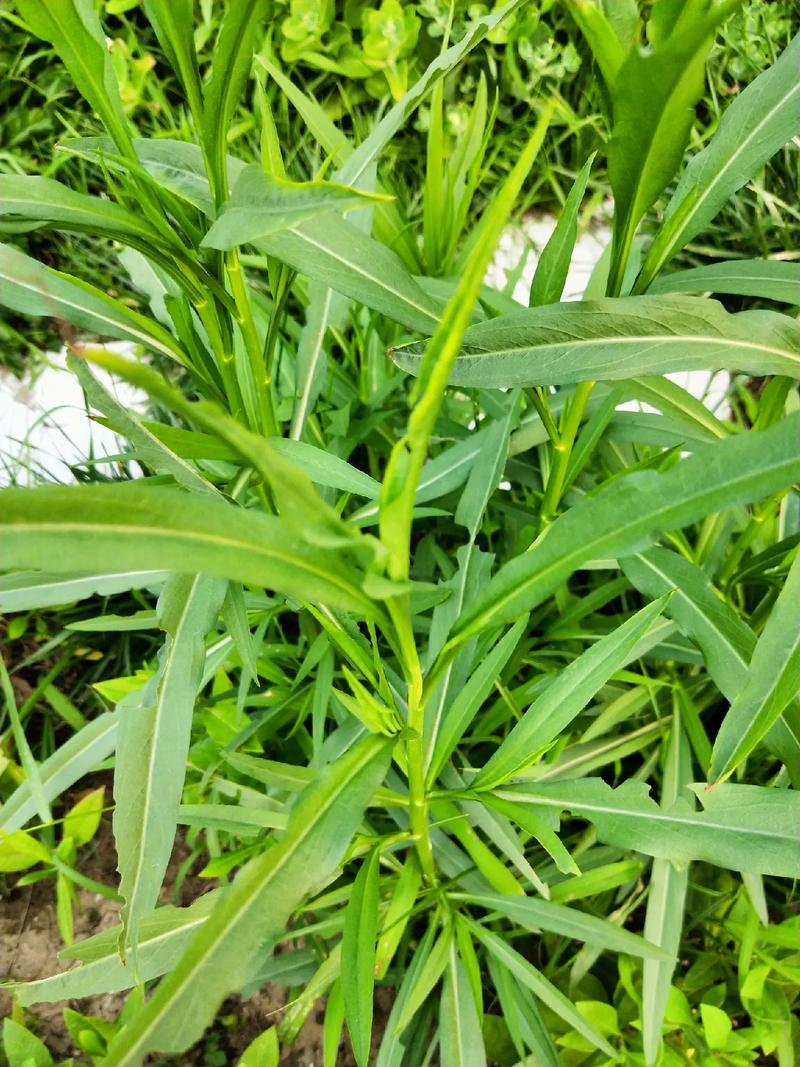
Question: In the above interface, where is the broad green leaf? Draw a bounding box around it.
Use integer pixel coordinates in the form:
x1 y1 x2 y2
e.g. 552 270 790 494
711 548 800 781
440 945 486 1067
63 786 105 847
529 154 595 307
239 1027 279 1067
2 1019 53 1067
15 0 133 158
561 0 629 88
0 484 378 617
475 925 615 1056
115 574 225 955
649 260 800 305
606 6 733 294
0 243 186 364
342 850 381 1067
471 596 669 789
11 894 220 1005
202 165 386 248
642 715 692 1067
456 893 670 961
0 714 117 834
637 32 800 288
448 413 800 641
496 778 800 876
621 548 800 782
103 734 393 1065
391 296 800 387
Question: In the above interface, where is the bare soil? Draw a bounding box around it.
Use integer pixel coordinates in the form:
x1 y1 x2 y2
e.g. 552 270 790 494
0 789 362 1066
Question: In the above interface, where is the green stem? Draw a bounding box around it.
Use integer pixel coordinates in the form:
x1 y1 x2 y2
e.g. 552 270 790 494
226 251 277 437
540 380 594 528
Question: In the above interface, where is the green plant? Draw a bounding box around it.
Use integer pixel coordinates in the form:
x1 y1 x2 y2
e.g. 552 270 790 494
1 1 800 1065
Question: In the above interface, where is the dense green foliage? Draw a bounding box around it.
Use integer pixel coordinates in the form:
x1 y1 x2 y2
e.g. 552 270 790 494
1 1 799 1065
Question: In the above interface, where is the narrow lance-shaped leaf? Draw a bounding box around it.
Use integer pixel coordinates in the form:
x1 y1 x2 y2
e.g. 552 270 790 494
642 712 692 1067
0 714 117 835
391 296 800 388
102 734 394 1066
622 548 800 783
471 595 669 790
0 570 170 613
474 924 615 1058
455 892 671 961
15 0 134 159
0 485 380 617
529 153 595 307
10 893 221 1006
711 547 800 782
648 260 800 305
495 777 800 877
637 31 800 289
341 850 381 1067
439 944 486 1067
115 574 225 957
201 2 262 203
447 413 800 642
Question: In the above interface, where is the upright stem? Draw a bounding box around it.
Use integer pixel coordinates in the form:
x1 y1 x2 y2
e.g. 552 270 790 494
540 380 594 529
226 251 277 437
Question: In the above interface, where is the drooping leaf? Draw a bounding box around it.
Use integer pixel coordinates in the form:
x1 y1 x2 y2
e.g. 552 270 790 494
622 548 800 782
0 243 186 364
0 715 117 834
11 893 221 1006
456 893 670 961
0 484 380 617
0 570 170 613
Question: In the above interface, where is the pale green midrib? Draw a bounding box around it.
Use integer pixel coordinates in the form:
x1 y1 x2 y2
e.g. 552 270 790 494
122 577 209 938
494 789 797 844
463 452 800 633
438 332 800 367
285 225 439 328
535 720 663 781
632 554 749 678
291 287 334 440
0 268 181 361
19 909 209 995
3 521 368 607
656 271 798 289
112 742 378 1064
654 78 800 270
